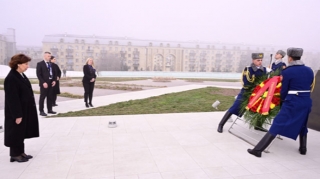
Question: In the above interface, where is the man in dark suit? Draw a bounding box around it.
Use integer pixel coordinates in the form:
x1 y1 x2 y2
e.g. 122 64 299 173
36 52 57 116
50 56 61 106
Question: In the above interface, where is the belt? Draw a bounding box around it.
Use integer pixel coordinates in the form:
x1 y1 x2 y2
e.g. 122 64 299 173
288 90 310 94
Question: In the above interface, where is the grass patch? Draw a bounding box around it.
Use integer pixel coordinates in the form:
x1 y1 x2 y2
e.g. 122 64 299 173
58 92 83 99
0 87 83 99
95 77 149 82
52 87 238 117
0 78 39 85
178 78 240 82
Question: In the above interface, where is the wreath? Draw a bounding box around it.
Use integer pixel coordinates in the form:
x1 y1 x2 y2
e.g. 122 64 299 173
239 69 282 128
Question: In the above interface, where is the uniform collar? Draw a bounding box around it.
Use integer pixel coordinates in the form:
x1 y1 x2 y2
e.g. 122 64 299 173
275 59 283 65
288 60 304 66
250 63 264 72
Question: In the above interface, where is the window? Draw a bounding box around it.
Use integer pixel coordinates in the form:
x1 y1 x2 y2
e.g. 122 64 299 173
82 46 84 50
60 45 64 49
109 41 113 45
128 54 131 57
75 46 78 50
76 53 78 56
76 59 79 62
60 52 64 55
128 48 131 51
109 47 112 51
96 53 99 57
115 47 118 51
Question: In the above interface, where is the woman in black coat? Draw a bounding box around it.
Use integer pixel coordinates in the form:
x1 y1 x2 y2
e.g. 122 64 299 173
82 58 97 108
50 56 61 106
4 54 39 163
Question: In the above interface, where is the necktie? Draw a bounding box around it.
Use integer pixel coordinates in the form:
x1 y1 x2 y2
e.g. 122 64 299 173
47 62 52 78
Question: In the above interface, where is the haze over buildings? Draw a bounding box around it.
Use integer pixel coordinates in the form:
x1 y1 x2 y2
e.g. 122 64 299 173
1 0 320 71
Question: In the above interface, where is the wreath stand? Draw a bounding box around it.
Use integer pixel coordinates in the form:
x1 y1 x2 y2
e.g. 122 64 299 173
228 114 282 153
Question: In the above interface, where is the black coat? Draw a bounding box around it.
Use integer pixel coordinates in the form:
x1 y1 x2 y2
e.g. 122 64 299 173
52 63 61 94
4 69 39 147
82 65 97 83
36 60 56 86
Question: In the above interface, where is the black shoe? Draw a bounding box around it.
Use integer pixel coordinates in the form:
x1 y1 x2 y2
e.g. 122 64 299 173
52 104 58 107
299 134 307 155
85 103 89 108
21 153 33 159
10 156 28 163
39 112 47 116
47 111 57 114
247 132 276 158
217 111 232 133
89 103 94 107
254 126 268 132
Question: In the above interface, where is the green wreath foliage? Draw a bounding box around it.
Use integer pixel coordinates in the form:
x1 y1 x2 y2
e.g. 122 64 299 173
239 69 281 128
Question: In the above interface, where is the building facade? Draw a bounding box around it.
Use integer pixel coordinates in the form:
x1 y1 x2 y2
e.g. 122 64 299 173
0 28 16 65
16 46 43 68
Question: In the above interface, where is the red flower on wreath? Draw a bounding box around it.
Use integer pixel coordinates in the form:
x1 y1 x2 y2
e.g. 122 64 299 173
247 77 282 115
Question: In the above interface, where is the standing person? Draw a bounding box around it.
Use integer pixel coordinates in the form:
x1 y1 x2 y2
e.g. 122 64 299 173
4 54 39 162
217 53 267 133
63 67 67 78
36 52 56 116
271 50 287 74
248 48 315 157
50 56 61 106
82 58 96 108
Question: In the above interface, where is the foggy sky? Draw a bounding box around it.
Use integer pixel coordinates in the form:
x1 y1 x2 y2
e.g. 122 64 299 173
1 0 320 51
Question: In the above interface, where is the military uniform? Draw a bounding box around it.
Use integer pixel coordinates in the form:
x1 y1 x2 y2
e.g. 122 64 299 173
271 50 286 74
217 53 266 133
229 64 266 116
248 47 315 158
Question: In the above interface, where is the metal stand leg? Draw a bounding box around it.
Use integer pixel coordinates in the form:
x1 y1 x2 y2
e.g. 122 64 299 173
228 116 280 153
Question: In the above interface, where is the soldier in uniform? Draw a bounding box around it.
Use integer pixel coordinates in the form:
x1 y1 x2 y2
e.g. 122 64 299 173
271 50 287 74
217 53 267 133
248 47 315 157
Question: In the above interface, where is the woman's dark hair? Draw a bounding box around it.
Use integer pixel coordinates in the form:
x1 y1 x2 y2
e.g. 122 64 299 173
50 55 55 60
9 54 31 69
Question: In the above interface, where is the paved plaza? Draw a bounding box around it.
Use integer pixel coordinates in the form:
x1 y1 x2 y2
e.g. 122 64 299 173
0 84 320 179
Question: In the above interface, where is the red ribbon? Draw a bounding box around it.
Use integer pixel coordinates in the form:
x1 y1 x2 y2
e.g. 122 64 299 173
246 76 280 115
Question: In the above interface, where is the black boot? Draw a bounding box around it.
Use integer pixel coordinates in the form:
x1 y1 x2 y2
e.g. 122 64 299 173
299 134 307 155
247 132 275 157
217 111 232 133
85 103 89 108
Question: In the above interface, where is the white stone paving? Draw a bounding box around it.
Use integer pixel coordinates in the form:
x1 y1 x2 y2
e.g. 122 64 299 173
0 84 319 179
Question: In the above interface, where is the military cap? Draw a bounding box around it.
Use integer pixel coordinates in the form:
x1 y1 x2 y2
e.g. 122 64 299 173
276 50 286 58
287 47 303 57
252 53 264 59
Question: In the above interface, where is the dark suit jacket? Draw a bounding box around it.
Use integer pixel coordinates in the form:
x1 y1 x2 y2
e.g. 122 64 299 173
36 60 56 86
82 65 97 83
52 63 61 94
4 69 39 147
